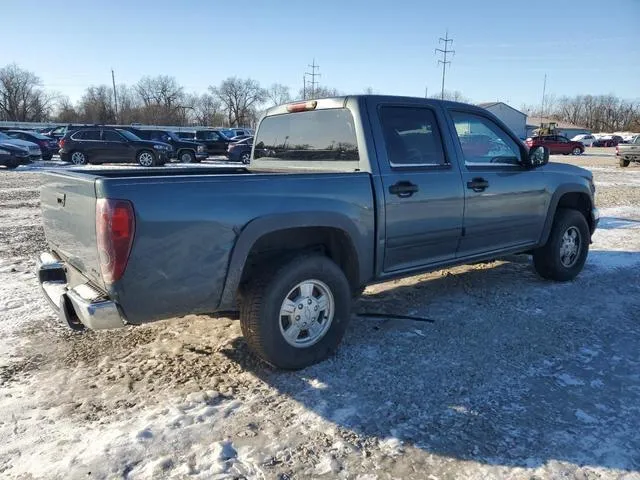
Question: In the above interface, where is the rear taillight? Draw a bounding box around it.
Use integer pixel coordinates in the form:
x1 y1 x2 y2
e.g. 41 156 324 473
616 145 619 154
59 139 65 149
96 199 135 284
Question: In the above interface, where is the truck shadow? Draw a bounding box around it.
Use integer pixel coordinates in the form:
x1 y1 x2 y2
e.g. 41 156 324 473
222 251 640 472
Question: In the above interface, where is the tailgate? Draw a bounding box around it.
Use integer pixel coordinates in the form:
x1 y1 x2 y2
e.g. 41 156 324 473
40 172 105 289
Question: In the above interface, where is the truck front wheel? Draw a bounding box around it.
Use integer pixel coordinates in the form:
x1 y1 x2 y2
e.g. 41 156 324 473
533 208 589 281
240 255 352 369
620 158 630 167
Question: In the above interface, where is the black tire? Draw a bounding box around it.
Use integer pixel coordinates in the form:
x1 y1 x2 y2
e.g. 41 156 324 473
136 150 158 167
532 208 589 281
240 255 352 369
240 152 250 164
4 160 19 169
620 158 630 167
572 147 583 155
179 150 196 163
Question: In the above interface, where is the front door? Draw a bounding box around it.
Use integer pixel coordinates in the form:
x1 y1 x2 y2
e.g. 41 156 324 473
100 130 131 162
369 101 465 273
448 110 549 258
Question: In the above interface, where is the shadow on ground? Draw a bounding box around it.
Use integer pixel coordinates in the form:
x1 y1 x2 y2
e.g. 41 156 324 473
223 251 640 472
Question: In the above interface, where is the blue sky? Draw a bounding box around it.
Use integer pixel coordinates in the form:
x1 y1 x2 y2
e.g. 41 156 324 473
2 0 639 108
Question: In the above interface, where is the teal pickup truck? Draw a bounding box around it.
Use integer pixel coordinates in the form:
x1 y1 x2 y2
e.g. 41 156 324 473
37 95 599 369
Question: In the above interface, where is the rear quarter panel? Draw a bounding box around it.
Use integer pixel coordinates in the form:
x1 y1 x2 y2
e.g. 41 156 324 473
98 172 375 324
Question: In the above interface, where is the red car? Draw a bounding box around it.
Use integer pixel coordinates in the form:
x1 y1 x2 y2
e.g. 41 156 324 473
525 135 584 155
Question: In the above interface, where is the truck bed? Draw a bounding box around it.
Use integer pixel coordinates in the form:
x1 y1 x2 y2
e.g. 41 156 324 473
39 167 376 325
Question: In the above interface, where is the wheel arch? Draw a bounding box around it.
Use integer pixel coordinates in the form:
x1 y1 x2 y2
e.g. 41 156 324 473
218 212 370 310
539 185 594 245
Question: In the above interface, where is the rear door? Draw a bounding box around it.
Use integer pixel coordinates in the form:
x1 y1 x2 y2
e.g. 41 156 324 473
72 129 102 160
367 99 465 272
448 110 548 258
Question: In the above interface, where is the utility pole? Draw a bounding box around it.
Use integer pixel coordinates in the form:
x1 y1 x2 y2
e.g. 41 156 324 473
425 86 428 98
305 59 320 99
435 31 454 100
540 73 547 126
303 75 306 100
111 69 118 122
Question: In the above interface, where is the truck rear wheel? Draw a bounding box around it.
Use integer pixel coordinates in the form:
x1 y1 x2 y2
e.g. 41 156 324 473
532 208 589 281
240 255 351 369
620 158 630 167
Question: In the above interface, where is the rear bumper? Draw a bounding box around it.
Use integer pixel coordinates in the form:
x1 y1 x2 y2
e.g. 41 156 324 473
37 251 125 330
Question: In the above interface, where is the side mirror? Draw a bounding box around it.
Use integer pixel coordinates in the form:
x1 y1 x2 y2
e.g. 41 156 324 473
524 145 549 168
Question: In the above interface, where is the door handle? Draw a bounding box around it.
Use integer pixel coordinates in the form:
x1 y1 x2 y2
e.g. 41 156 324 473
467 177 489 192
389 181 419 198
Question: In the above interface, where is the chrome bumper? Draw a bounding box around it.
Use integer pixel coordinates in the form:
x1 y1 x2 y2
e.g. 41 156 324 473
37 252 125 330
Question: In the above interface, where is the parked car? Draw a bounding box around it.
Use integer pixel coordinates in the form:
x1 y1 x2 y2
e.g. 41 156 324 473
123 128 208 163
58 127 172 166
227 137 253 163
616 135 640 167
593 135 623 147
570 134 596 147
6 130 59 160
0 142 31 169
228 128 254 138
37 95 599 369
0 131 42 160
192 129 232 156
525 135 584 155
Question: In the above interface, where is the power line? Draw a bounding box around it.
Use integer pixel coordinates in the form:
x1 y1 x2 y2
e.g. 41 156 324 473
305 59 320 99
435 30 455 100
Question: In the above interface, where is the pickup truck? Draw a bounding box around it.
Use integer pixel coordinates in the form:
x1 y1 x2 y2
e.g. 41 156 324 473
37 95 599 369
616 135 640 167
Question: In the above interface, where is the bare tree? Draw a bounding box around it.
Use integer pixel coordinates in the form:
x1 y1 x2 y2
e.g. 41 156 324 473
135 75 185 124
186 91 224 126
54 96 78 123
266 83 291 106
213 77 266 126
116 84 142 125
297 85 341 100
429 89 470 103
0 63 53 121
77 85 116 124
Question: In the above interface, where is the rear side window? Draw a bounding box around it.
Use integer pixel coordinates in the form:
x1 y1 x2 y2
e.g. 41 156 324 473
73 130 101 140
379 106 446 166
254 108 359 162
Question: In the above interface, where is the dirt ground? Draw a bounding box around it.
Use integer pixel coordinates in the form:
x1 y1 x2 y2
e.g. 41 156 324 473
1 150 639 479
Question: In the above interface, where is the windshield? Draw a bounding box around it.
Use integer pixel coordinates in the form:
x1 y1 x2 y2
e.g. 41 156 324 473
166 131 180 141
117 129 141 141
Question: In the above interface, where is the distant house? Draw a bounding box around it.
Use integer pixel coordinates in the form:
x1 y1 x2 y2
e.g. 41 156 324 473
525 116 591 139
477 102 527 139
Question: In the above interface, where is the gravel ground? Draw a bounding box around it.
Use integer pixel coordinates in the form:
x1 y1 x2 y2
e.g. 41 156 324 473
0 152 639 479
